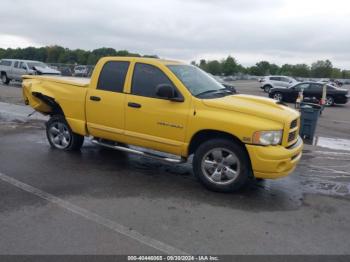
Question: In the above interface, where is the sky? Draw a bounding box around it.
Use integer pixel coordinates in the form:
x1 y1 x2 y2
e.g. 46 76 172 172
0 0 350 69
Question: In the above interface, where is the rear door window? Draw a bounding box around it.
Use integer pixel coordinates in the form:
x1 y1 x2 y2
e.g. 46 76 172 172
97 61 130 93
310 83 322 91
295 83 310 91
0 60 11 66
14 61 19 68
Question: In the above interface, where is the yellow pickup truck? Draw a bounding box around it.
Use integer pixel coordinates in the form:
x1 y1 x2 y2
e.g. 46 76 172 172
22 57 303 192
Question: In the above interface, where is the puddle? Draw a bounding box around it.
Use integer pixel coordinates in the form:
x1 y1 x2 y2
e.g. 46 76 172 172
314 136 350 152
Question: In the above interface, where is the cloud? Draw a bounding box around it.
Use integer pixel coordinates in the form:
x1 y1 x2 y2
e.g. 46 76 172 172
0 0 350 68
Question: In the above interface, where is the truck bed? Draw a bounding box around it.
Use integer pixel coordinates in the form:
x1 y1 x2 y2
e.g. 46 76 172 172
22 75 90 136
22 75 90 87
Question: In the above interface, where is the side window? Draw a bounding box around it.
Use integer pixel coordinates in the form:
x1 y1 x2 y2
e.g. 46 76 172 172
131 63 175 98
97 61 130 93
281 77 291 83
310 84 322 91
326 85 335 91
14 61 19 68
2 60 12 66
270 77 281 81
295 83 310 91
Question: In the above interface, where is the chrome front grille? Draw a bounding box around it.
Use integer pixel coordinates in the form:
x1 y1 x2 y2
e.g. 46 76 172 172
290 119 298 129
285 118 299 146
288 131 297 142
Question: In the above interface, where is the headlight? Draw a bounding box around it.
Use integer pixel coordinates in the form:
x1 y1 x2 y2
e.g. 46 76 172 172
253 130 282 146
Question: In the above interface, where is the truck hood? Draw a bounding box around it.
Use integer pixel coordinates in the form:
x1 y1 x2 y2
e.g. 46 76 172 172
201 94 299 124
33 66 61 75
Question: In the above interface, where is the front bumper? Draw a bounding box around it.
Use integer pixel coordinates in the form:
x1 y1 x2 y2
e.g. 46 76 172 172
246 136 303 179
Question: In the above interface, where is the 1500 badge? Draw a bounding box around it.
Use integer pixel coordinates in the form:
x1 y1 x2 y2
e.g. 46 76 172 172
157 121 183 129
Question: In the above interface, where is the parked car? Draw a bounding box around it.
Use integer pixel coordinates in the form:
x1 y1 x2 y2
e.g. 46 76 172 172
22 57 303 192
74 65 90 77
269 81 349 106
260 76 298 93
0 59 60 84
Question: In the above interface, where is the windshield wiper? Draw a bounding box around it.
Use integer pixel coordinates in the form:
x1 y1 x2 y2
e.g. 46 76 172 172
196 88 235 98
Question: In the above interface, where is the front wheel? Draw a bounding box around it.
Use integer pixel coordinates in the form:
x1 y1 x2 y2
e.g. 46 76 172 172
46 115 84 151
273 92 283 102
193 139 250 192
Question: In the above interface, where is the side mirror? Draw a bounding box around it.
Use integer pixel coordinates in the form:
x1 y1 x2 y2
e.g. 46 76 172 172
22 66 27 70
156 84 183 102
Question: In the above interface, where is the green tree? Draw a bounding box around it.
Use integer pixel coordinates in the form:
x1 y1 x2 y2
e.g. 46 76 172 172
311 60 333 78
250 61 274 75
331 68 342 78
292 64 310 77
199 59 208 71
222 56 238 76
342 70 350 79
86 53 98 65
206 60 222 75
46 46 65 63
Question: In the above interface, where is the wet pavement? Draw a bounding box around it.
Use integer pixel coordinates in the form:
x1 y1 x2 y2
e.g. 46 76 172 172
1 81 350 254
0 109 350 254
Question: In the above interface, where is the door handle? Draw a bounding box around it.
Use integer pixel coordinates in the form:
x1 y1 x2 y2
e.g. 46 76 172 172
128 102 142 108
90 96 101 101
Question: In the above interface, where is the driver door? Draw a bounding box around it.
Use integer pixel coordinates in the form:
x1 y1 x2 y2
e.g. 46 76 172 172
124 62 191 155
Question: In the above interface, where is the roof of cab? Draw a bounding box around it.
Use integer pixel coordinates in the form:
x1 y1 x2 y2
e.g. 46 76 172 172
101 56 185 65
1 59 44 63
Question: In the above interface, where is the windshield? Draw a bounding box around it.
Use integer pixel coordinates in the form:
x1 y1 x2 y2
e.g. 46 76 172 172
167 65 228 97
27 62 48 70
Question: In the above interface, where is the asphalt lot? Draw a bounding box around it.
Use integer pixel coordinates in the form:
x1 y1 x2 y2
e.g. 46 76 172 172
0 80 350 255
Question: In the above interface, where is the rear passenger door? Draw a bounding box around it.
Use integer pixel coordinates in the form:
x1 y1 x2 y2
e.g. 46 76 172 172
280 77 292 88
10 61 20 79
297 83 312 98
86 61 130 141
309 83 323 99
270 76 282 87
17 62 28 80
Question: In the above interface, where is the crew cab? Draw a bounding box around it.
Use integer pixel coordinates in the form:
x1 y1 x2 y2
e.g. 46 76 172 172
22 57 303 192
1 59 60 84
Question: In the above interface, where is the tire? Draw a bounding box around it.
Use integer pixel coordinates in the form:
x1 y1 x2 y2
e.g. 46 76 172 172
1 73 10 85
46 115 84 151
325 96 334 106
193 138 250 192
264 85 272 93
273 92 283 102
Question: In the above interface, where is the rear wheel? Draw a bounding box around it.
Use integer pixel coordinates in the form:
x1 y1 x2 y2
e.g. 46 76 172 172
325 96 334 106
46 115 84 151
193 139 250 192
1 73 10 85
264 85 272 93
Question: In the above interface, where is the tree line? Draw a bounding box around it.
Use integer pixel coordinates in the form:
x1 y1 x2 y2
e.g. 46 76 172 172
0 46 349 78
0 46 158 66
192 57 350 79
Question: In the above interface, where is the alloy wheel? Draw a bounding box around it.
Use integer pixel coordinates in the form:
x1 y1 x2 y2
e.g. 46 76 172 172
201 148 241 185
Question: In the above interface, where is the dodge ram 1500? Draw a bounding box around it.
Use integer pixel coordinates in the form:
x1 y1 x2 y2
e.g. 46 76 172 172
22 57 303 192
